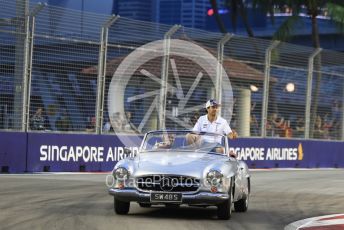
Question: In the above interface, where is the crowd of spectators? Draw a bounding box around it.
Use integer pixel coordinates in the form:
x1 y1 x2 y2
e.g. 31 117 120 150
30 106 72 131
265 108 341 140
312 112 341 140
28 101 341 140
266 112 290 137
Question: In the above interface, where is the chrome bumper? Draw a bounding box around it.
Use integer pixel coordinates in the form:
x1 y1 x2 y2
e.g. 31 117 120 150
108 188 229 205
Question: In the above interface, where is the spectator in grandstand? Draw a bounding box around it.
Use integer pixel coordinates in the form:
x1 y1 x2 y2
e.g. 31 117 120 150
266 114 274 136
250 102 259 136
313 115 324 139
123 111 132 131
55 108 71 131
283 120 293 138
295 116 305 137
330 100 342 139
250 114 259 136
323 113 333 139
103 116 113 133
30 107 47 130
166 90 179 117
85 116 96 132
111 112 123 132
332 100 341 121
271 112 285 137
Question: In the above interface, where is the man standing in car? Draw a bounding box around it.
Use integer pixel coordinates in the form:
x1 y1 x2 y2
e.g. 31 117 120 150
187 99 237 145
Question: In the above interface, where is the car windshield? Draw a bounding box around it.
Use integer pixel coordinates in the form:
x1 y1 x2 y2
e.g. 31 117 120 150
141 130 227 155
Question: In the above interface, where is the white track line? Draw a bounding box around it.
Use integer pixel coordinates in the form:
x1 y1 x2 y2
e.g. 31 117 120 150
285 214 344 230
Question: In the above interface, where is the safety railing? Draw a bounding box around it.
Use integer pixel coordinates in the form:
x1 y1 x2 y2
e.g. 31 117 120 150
0 0 343 141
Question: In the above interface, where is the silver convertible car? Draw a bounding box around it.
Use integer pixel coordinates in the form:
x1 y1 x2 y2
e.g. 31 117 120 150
108 130 250 219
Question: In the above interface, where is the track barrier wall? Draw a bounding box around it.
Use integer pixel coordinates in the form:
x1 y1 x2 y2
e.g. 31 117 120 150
0 132 27 173
0 132 343 173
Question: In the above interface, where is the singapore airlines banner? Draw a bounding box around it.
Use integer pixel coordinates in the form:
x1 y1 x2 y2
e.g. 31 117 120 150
0 132 343 172
27 133 142 172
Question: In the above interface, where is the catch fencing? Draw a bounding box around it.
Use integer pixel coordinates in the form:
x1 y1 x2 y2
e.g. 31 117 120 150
0 0 343 141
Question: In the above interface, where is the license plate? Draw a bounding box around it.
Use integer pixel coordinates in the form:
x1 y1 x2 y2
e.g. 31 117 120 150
150 192 182 203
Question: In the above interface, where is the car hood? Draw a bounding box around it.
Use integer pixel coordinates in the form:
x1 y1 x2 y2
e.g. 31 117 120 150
131 151 228 178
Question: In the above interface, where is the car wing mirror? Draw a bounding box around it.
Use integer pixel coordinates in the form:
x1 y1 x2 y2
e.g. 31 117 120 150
228 150 237 159
123 147 132 157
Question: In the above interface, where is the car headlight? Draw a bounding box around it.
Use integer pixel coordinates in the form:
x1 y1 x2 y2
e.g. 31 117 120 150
113 167 129 181
206 170 223 186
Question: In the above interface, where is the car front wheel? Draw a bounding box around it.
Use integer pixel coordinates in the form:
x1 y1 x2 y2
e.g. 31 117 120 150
114 197 130 214
217 186 233 220
234 179 250 212
234 194 249 212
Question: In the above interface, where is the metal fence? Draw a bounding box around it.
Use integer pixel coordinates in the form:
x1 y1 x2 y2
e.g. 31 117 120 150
0 0 343 141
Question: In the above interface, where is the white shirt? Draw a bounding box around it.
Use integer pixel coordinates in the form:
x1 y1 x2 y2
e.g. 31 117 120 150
192 115 232 143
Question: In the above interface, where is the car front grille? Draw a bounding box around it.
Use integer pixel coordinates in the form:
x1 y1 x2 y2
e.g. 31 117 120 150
136 175 200 192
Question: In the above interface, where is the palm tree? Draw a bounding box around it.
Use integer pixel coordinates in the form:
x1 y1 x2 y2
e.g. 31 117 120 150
209 0 258 36
225 0 255 37
210 0 344 138
271 1 344 138
209 0 227 33
209 0 284 37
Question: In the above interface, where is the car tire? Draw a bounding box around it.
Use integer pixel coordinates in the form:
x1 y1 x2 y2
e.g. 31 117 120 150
234 195 249 212
234 178 250 212
217 184 233 220
139 203 151 208
114 197 130 214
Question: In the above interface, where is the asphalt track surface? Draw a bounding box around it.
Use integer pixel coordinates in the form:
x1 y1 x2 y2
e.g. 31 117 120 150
0 170 343 230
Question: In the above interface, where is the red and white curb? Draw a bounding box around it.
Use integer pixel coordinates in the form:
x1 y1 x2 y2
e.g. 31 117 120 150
285 214 344 230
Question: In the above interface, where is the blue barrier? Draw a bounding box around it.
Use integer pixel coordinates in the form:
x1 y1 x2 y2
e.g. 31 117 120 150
27 133 143 172
0 131 343 172
230 138 344 168
0 132 27 173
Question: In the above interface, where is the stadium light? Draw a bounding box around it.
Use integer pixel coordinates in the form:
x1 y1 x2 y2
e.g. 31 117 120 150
285 82 295 92
250 84 258 92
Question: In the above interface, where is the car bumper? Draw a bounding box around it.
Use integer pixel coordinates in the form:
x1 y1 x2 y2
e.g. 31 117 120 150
108 188 229 205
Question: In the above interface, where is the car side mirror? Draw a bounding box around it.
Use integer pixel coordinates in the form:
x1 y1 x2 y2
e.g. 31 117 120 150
228 150 237 158
123 147 132 157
